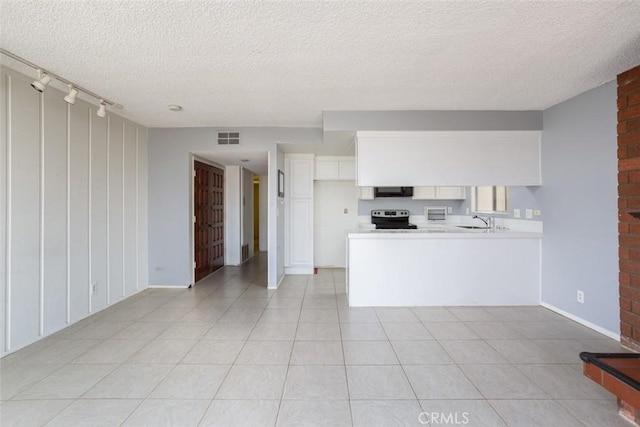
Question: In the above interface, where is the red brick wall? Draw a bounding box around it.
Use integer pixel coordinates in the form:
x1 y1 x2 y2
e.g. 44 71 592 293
618 64 640 350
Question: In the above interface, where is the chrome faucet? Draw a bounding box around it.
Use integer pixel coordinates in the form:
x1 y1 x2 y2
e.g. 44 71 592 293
473 215 491 228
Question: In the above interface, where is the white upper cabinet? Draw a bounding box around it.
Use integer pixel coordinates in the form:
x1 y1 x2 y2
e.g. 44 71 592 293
315 157 356 181
359 186 374 200
338 159 356 180
356 131 542 186
437 186 466 199
289 156 314 198
412 186 466 200
412 186 436 199
315 160 340 180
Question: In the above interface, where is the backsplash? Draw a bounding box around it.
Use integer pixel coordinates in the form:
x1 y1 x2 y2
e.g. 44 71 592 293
358 186 542 220
358 198 465 215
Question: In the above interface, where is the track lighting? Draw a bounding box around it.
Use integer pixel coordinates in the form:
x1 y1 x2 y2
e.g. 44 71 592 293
1 48 123 112
64 85 78 104
96 101 107 118
31 70 51 92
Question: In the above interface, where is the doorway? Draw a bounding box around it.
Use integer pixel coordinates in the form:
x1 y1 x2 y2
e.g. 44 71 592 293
194 160 224 282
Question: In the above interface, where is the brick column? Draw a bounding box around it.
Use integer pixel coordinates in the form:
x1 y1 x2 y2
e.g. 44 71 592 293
618 64 640 350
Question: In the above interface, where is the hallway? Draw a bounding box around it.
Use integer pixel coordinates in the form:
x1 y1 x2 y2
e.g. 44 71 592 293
0 253 630 426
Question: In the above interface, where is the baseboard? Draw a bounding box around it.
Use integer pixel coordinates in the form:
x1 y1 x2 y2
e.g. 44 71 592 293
284 267 314 275
148 284 190 289
1 286 148 359
268 273 286 290
540 301 619 341
240 253 255 265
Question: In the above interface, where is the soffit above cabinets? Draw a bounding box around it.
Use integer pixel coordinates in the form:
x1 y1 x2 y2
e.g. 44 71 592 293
355 131 542 187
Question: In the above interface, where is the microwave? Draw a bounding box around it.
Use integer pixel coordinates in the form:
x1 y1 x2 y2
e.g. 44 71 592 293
374 187 414 198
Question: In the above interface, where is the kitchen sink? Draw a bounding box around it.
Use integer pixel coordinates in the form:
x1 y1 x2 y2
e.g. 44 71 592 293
456 225 490 230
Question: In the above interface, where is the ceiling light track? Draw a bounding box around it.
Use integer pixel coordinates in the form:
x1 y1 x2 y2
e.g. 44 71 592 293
0 48 123 114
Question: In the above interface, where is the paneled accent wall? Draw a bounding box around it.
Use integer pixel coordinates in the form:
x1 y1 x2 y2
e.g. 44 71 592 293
618 64 640 350
0 66 148 356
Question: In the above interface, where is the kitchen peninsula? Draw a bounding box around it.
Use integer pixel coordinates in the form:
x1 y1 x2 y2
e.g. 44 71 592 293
346 227 542 307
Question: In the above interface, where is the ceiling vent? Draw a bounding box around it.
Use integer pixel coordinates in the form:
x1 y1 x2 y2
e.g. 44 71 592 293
217 131 240 145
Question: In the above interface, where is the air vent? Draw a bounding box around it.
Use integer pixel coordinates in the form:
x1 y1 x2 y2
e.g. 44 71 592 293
217 131 240 145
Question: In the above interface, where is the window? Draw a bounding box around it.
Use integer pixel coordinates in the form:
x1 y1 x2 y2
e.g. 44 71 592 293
472 186 508 213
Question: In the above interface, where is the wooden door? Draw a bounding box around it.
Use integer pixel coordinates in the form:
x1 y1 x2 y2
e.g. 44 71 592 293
194 161 224 282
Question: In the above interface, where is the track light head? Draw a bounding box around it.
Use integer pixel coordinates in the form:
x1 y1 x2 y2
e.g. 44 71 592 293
64 85 78 104
96 101 107 118
31 70 51 92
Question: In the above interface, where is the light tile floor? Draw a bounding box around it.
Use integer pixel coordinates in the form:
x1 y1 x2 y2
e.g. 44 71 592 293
0 253 633 426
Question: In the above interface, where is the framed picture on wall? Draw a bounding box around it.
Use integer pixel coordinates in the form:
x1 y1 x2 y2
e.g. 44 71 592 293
278 170 285 197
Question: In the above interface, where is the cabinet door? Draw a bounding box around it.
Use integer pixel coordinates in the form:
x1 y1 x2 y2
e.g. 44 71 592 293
436 186 466 199
315 160 339 180
338 160 356 180
359 186 374 200
290 158 314 198
289 199 313 266
412 186 437 199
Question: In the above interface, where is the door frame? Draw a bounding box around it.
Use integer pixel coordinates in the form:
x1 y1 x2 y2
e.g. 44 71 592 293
189 150 276 287
189 154 226 286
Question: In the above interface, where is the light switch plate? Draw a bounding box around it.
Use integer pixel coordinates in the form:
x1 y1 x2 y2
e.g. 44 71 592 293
447 206 452 214
525 209 533 219
513 209 521 218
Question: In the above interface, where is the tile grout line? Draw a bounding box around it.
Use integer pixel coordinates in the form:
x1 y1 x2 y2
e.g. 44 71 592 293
381 307 424 417
273 275 307 427
2 261 628 425
335 274 354 426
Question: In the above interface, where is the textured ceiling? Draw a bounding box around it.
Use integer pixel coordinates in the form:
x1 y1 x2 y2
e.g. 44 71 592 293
2 0 640 128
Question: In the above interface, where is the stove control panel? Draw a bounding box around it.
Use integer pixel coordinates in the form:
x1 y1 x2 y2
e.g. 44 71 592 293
371 210 410 218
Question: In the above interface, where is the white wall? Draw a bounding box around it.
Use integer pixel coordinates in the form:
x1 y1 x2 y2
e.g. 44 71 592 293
242 168 254 259
276 148 285 284
0 66 148 355
259 175 268 252
314 181 359 267
224 165 242 266
538 81 618 336
148 127 322 287
222 165 256 265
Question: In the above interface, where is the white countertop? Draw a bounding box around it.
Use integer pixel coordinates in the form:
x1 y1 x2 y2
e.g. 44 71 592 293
348 225 542 239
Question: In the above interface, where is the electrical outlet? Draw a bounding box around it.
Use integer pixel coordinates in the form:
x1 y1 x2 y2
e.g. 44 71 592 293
525 209 533 219
91 282 97 294
533 209 541 216
513 209 521 218
577 290 584 304
447 206 452 214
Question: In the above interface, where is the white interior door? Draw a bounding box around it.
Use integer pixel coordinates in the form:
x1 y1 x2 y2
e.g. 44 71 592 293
314 181 359 267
